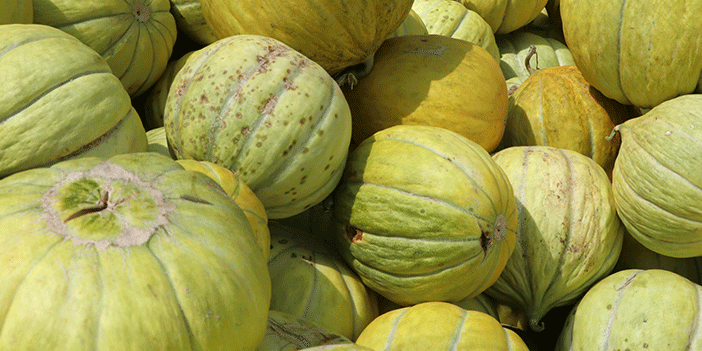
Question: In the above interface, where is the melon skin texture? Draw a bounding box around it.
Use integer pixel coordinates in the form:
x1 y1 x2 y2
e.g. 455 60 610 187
354 302 530 350
0 152 271 351
386 9 428 38
143 51 196 130
170 0 218 45
568 269 702 350
0 0 33 24
0 24 147 178
165 34 352 219
486 146 624 331
33 0 178 97
412 0 500 60
333 125 517 306
499 65 632 176
560 0 702 108
200 0 414 75
342 34 509 153
176 159 270 260
495 31 573 81
146 126 174 158
267 222 379 341
456 0 549 34
611 94 702 258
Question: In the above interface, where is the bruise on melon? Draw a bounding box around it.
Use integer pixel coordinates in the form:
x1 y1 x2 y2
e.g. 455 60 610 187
344 224 364 244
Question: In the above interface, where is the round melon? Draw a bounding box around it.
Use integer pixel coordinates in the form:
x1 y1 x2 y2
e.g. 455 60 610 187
561 0 702 108
170 0 218 45
0 152 271 350
456 0 549 34
495 31 573 81
0 0 32 24
377 292 504 323
164 34 353 219
0 24 147 178
486 146 624 331
176 159 270 260
342 34 508 153
610 94 702 257
499 65 634 175
33 0 178 96
566 269 702 350
200 0 414 75
355 302 530 350
333 125 517 305
411 0 499 60
268 222 379 341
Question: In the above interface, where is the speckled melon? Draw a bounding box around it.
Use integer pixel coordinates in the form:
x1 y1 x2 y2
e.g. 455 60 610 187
0 152 271 350
486 146 624 331
165 34 352 219
33 0 178 96
0 24 147 178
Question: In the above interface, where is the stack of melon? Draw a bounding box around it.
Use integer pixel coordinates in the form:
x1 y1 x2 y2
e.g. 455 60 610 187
1 0 701 350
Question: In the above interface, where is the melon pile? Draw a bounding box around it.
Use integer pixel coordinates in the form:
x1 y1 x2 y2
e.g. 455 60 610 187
1 0 701 350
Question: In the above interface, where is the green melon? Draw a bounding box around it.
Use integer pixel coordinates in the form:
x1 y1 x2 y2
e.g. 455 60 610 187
333 125 517 306
143 52 195 130
170 0 218 45
355 302 530 350
164 34 352 219
495 31 573 81
486 146 624 331
33 0 178 96
0 152 271 350
0 24 147 178
412 0 499 60
268 222 379 341
566 269 702 350
610 94 702 257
